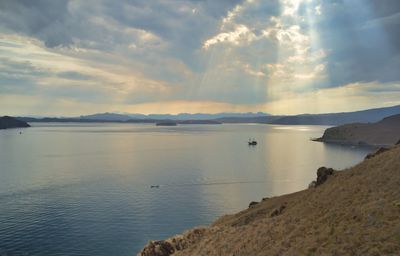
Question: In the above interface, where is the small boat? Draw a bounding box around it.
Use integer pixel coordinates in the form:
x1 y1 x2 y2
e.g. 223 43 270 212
248 139 257 146
150 185 160 188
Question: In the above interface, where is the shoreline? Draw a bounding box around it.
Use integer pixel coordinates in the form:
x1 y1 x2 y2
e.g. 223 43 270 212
139 145 400 255
311 137 391 148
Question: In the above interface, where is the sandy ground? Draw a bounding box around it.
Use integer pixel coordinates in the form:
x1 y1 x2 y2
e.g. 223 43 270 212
139 145 400 256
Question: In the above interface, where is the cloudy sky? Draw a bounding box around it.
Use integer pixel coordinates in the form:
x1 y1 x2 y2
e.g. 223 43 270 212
1 0 400 116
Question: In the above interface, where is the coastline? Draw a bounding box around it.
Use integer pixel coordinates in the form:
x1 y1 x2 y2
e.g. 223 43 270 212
139 145 400 255
311 137 391 148
311 114 400 148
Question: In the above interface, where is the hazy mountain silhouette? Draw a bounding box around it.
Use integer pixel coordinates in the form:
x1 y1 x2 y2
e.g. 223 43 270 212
80 112 132 121
217 105 400 125
78 112 268 121
15 105 400 126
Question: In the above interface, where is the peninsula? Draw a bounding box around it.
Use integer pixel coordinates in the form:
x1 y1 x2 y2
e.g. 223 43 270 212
314 113 400 147
0 116 30 130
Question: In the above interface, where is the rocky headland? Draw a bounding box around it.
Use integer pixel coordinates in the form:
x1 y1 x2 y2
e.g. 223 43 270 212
314 114 400 147
139 145 400 255
0 116 30 129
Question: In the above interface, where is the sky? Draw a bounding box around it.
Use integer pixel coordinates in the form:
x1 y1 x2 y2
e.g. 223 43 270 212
1 0 400 116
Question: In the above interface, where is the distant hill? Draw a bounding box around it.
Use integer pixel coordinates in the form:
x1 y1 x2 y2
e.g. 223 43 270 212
269 105 400 125
0 116 30 129
215 115 283 123
78 112 268 121
315 113 400 146
15 104 400 126
80 113 132 121
17 117 122 123
219 105 400 125
143 112 268 120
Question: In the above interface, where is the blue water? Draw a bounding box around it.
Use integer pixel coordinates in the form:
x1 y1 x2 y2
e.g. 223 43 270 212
0 123 372 255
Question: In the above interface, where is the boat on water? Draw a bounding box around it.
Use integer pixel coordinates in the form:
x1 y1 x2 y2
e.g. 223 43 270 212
248 139 257 146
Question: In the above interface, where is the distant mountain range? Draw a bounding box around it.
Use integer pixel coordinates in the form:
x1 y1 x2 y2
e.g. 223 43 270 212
269 105 400 125
14 105 400 126
79 113 133 121
217 105 400 125
79 112 269 121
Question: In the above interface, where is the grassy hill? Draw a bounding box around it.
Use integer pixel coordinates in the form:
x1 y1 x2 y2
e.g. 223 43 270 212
139 145 400 255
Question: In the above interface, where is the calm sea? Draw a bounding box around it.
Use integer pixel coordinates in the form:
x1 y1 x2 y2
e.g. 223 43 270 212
0 123 372 255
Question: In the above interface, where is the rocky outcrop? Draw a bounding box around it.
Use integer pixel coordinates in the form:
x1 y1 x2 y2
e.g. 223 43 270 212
270 204 286 217
140 240 174 256
0 116 30 129
139 228 207 256
248 201 259 208
308 167 335 188
316 167 335 186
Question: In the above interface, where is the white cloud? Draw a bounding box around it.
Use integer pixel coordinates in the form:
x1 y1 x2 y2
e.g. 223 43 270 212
0 33 174 104
203 24 255 49
281 0 305 16
315 5 322 16
1 0 399 115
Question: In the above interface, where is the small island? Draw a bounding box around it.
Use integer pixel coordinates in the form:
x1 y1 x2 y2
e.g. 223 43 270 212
156 121 177 126
179 120 222 125
0 116 30 130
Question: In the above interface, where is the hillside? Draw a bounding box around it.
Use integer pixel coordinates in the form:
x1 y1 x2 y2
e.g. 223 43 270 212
269 104 400 125
79 113 132 121
139 145 400 255
219 104 400 125
0 116 30 129
315 114 400 146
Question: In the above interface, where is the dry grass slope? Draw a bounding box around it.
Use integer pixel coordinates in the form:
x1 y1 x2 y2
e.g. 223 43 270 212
139 146 400 256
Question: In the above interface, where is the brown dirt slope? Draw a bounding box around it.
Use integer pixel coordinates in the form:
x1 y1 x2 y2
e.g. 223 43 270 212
139 146 400 256
316 114 400 146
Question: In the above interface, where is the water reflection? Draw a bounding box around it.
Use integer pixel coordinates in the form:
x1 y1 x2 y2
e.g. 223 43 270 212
0 123 372 255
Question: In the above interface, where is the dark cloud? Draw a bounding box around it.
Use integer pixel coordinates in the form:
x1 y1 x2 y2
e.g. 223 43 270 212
315 0 400 86
0 58 47 93
0 0 399 109
0 0 71 47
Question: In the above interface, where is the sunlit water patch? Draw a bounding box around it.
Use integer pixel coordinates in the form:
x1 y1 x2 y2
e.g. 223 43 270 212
0 123 372 255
